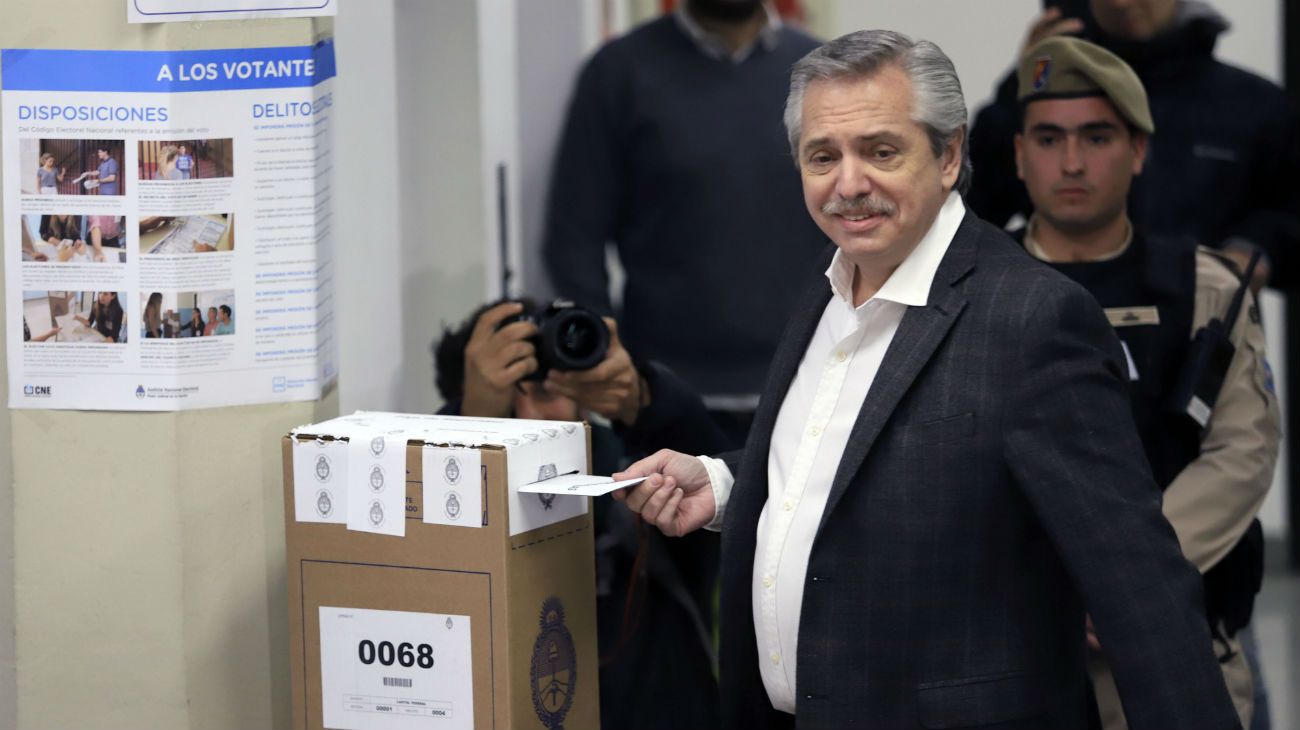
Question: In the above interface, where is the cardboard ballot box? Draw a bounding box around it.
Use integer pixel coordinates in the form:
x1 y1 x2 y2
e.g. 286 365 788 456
282 412 599 730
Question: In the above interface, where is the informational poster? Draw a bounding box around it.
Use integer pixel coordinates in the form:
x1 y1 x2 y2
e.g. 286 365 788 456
2 41 336 410
129 0 337 23
319 606 474 730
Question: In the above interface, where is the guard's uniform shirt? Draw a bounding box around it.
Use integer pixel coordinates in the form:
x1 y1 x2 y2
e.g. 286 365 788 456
1022 227 1200 486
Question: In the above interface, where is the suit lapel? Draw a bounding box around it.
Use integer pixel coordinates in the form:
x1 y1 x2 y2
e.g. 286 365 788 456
814 216 980 536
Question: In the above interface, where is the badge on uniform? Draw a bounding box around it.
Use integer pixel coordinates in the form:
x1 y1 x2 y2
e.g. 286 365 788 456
1104 306 1160 327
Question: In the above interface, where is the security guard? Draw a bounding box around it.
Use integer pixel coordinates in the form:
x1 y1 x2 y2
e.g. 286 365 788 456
1012 36 1281 729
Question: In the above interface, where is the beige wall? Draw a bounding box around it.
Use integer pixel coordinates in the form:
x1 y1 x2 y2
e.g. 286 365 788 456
1 251 12 729
0 3 337 728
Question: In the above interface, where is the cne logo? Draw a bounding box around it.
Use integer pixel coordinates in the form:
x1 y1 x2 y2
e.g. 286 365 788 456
23 384 51 397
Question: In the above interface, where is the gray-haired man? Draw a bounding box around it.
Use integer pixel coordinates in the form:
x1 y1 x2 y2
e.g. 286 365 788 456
615 29 1239 729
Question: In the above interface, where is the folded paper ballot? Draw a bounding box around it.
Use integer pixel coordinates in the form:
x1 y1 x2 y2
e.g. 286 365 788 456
518 474 648 497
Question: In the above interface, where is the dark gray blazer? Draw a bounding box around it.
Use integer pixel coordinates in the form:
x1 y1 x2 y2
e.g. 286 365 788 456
717 212 1240 730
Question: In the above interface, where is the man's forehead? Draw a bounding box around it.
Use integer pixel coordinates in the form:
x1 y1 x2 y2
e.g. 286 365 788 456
1024 95 1127 128
800 70 917 138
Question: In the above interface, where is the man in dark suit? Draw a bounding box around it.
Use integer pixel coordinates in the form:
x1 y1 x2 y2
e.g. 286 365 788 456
613 29 1239 729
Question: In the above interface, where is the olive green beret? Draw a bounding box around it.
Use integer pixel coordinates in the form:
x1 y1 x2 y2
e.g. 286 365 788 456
1017 36 1154 135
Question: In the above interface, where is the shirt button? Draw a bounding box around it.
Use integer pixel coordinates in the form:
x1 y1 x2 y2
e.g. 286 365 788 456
809 425 820 437
783 500 794 512
770 652 781 665
763 575 774 588
835 351 846 362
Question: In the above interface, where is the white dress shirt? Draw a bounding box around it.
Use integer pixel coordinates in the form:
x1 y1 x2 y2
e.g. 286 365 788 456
700 192 966 713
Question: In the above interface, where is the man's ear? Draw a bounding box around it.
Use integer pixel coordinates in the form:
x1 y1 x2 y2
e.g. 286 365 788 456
941 127 965 189
1014 133 1026 181
1131 132 1149 176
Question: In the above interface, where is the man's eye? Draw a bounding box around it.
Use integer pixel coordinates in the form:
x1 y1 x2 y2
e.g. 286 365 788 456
872 149 896 160
1087 134 1112 146
1035 135 1058 148
808 153 833 166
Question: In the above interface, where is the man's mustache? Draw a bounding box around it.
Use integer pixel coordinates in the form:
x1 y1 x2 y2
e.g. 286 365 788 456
822 195 897 217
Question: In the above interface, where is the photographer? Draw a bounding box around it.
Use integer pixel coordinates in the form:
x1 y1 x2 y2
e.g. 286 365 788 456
433 298 727 730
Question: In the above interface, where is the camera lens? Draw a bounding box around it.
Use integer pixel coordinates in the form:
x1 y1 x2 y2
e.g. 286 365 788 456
559 319 596 358
542 308 608 371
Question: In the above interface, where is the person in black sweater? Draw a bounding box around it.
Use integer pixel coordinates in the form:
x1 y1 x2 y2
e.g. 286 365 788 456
543 0 825 448
433 299 731 730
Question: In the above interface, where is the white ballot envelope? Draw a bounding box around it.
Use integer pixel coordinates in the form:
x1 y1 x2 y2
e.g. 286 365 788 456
517 474 648 497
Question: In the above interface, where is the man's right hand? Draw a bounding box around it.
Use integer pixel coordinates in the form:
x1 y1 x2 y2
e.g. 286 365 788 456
460 301 539 418
1020 6 1085 58
612 449 716 537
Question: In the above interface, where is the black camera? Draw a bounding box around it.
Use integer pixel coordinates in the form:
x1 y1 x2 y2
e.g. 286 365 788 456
502 299 610 380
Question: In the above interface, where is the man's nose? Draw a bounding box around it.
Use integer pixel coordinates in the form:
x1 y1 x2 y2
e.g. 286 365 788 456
834 155 875 200
1061 135 1085 175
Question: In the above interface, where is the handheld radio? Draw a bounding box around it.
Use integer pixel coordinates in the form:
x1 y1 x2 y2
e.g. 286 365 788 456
1165 249 1261 428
